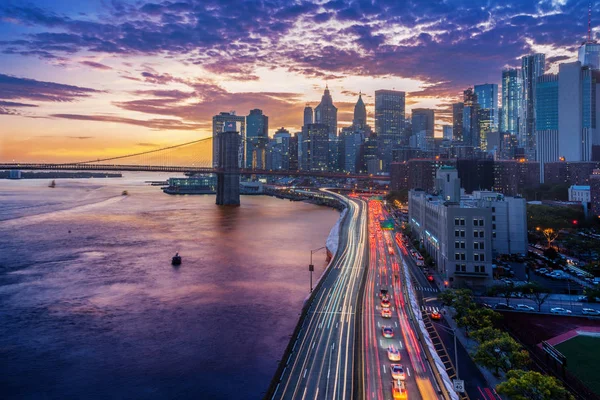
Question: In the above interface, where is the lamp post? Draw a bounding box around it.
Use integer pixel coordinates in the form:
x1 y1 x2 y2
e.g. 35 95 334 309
310 246 327 293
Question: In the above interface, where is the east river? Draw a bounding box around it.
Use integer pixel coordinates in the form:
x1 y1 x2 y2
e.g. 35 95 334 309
0 173 339 399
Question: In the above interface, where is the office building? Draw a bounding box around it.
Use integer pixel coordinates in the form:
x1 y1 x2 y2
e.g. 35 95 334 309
409 167 527 288
535 73 559 182
303 123 329 171
212 112 245 168
536 61 600 182
246 109 269 169
289 133 299 171
303 105 313 126
579 41 600 70
443 125 453 141
340 127 363 173
353 92 367 129
474 84 499 149
521 53 546 160
501 69 522 135
375 90 406 171
314 85 337 139
462 88 480 148
359 134 380 174
568 185 591 203
270 127 291 170
453 103 464 141
411 108 435 150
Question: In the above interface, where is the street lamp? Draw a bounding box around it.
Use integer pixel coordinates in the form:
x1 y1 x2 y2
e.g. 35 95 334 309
309 246 327 293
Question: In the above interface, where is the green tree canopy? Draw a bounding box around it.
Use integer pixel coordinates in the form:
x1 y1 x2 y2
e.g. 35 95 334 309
496 370 574 400
472 327 504 344
473 335 530 376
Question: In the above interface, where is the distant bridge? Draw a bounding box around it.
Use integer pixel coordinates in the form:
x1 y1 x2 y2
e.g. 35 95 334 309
3 134 380 205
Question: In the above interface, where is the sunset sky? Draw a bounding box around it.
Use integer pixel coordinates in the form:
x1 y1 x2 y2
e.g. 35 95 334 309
0 0 593 162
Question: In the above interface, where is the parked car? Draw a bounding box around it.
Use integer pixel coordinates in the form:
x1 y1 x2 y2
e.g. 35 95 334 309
515 304 536 312
582 308 600 316
550 307 572 315
494 303 515 310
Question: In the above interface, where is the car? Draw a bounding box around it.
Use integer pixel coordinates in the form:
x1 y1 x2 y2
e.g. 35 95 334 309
550 307 572 315
577 295 589 302
392 379 407 399
427 274 434 282
390 364 406 380
381 298 391 308
381 308 392 318
515 304 536 312
494 303 515 310
382 326 394 338
387 345 401 361
582 308 600 316
380 288 389 298
430 310 442 320
480 303 493 309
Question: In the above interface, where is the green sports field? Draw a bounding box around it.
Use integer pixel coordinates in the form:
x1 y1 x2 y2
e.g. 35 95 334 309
555 335 600 395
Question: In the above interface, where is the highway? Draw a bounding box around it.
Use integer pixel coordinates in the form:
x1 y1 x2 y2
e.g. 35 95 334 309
361 199 442 400
271 192 368 400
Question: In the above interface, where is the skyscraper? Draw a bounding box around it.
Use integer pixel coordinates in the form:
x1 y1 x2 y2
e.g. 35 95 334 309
578 41 600 69
411 108 435 150
212 112 245 168
375 89 405 171
501 69 522 136
304 123 329 171
314 85 337 139
245 109 269 169
303 105 313 126
353 92 367 129
443 125 453 140
521 53 546 159
452 102 464 141
474 84 499 146
462 88 480 147
535 73 559 182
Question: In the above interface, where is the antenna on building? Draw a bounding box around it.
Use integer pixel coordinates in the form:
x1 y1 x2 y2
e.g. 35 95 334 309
589 1 592 42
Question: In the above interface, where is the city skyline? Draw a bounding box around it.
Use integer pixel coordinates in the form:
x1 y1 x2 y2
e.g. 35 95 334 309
0 0 597 162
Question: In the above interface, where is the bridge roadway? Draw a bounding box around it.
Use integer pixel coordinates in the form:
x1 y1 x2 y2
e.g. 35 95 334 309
361 199 442 400
0 163 373 180
271 191 368 400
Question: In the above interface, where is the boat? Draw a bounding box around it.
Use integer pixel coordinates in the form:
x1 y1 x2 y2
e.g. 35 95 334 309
172 253 182 266
49 180 56 188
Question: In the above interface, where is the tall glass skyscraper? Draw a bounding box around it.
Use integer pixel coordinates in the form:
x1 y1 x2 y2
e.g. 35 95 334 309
579 41 600 70
521 53 546 160
501 69 522 136
452 102 464 141
462 88 479 148
245 109 269 169
474 83 498 150
375 89 405 171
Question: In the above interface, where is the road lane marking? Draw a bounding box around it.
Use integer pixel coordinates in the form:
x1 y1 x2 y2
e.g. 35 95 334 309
383 364 386 374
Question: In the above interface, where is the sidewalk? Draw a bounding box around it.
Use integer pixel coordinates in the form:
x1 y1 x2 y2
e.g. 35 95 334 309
443 307 505 391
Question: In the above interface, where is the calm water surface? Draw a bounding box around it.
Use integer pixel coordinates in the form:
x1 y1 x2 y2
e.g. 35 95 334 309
0 173 339 399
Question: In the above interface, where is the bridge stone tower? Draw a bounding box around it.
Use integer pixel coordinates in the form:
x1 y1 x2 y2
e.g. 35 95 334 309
216 122 241 206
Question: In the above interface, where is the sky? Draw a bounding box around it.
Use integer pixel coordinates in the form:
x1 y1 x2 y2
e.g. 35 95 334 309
0 0 594 162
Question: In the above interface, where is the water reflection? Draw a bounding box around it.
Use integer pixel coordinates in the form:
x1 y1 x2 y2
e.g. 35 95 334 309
0 177 338 399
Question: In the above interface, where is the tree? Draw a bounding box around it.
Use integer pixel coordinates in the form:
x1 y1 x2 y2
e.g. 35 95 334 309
472 327 504 343
457 308 501 336
542 228 559 249
473 334 530 376
496 370 574 400
489 283 515 306
520 283 551 312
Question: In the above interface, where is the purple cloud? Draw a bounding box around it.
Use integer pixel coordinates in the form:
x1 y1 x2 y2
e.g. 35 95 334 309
79 60 112 70
0 73 100 102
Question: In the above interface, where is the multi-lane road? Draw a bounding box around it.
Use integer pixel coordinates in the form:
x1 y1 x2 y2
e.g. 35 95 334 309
271 193 368 400
361 199 442 400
